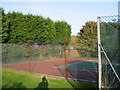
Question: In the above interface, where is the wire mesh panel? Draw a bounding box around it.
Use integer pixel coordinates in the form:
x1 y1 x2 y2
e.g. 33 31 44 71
2 42 65 74
2 37 98 88
65 46 98 80
99 15 120 88
62 35 98 88
2 43 28 65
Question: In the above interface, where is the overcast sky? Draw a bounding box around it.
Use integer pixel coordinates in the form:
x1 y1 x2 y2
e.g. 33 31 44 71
1 0 119 35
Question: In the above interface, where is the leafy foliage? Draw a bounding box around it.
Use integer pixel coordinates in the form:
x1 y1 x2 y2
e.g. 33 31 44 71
77 21 120 59
1 8 71 45
68 35 79 49
55 21 71 44
77 21 98 58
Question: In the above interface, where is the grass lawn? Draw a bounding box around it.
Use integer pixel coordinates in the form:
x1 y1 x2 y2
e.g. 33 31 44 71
2 69 98 89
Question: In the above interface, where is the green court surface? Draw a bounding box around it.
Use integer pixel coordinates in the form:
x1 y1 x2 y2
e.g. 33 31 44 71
57 59 120 73
57 60 98 71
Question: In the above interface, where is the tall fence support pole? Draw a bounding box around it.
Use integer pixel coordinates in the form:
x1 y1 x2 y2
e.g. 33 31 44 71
97 17 102 89
28 40 31 73
64 37 67 79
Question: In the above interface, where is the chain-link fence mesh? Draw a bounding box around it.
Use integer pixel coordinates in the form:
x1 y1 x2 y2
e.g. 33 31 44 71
5 43 67 63
62 35 98 88
2 42 65 73
2 37 98 88
65 45 98 84
99 15 120 88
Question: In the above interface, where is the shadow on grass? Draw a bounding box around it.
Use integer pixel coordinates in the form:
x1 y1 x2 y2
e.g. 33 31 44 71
67 79 98 89
12 82 26 88
2 81 26 89
35 76 49 89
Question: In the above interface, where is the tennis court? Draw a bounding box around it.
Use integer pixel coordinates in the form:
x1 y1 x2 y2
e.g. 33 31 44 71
3 58 98 82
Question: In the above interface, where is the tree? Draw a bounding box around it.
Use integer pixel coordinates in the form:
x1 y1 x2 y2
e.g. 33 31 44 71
2 8 71 45
55 21 71 45
0 8 4 42
77 21 97 57
68 35 79 49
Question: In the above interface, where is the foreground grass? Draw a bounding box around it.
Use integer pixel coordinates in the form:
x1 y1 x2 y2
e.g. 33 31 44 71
2 69 97 89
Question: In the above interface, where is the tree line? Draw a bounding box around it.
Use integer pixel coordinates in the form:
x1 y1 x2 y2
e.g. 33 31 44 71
1 8 71 45
1 8 119 59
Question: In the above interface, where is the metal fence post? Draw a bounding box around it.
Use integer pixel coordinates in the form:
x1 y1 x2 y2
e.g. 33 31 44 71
97 17 102 89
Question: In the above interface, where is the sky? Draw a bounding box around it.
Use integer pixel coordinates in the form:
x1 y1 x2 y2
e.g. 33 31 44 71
1 0 120 35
